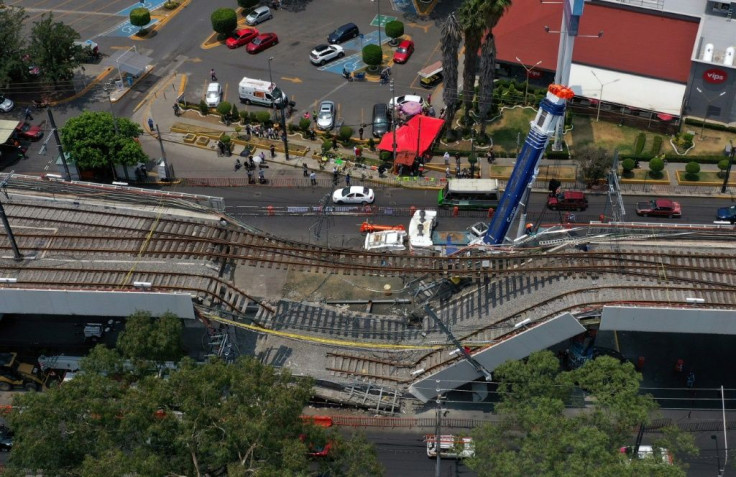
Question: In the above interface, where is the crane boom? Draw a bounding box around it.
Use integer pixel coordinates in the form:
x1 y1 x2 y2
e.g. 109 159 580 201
482 85 575 245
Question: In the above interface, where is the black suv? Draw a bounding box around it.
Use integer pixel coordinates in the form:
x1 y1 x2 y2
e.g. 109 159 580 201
328 23 359 44
372 103 390 137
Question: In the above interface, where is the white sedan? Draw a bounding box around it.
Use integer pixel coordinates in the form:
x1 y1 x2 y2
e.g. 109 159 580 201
205 82 221 107
310 44 345 66
388 94 423 110
332 186 375 205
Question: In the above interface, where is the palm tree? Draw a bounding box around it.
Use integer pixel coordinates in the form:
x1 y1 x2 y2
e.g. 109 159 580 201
440 13 462 138
477 32 496 136
458 0 487 123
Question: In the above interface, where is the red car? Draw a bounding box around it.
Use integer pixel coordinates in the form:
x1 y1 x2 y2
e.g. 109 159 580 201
635 198 682 218
393 40 414 64
246 33 279 54
15 121 43 141
225 28 259 49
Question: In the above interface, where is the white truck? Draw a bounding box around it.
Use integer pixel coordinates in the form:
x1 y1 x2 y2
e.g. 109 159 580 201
238 77 288 107
425 435 475 459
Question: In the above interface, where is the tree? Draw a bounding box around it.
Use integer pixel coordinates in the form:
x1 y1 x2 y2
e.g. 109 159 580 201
468 152 478 177
362 44 382 70
440 13 462 139
458 0 486 123
649 155 665 178
575 145 611 186
211 8 237 37
116 311 184 364
60 111 147 171
27 13 81 84
477 32 497 136
129 7 151 34
466 351 697 476
0 5 29 87
238 0 260 9
384 20 404 46
684 161 700 181
717 158 730 178
5 352 383 475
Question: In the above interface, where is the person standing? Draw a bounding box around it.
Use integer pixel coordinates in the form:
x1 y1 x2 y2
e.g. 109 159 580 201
358 126 364 140
270 144 276 158
303 163 309 177
345 173 351 186
426 93 431 105
445 167 451 179
309 171 317 186
24 107 33 121
332 136 338 151
148 118 154 132
210 68 217 81
443 151 450 166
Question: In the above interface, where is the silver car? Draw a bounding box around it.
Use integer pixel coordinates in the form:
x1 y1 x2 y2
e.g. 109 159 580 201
0 94 13 113
246 6 272 26
317 100 335 130
205 82 222 107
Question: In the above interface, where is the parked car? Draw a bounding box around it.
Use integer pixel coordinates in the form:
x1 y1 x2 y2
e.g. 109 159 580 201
620 445 673 465
225 28 259 49
328 23 359 44
393 40 415 64
310 44 345 66
15 121 43 141
0 94 13 113
316 101 335 130
247 33 279 54
547 190 588 211
635 198 681 218
371 103 390 138
0 425 12 452
205 82 222 107
245 6 272 26
388 94 423 110
716 205 736 223
420 72 443 89
332 186 375 205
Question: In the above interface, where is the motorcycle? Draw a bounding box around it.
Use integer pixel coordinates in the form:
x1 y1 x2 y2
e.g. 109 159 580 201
234 159 242 172
32 99 50 109
342 69 353 82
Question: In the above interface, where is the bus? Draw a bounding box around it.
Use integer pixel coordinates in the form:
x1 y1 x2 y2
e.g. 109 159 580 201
438 179 500 210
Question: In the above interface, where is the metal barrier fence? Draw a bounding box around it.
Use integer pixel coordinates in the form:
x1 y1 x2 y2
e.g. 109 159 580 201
330 415 485 429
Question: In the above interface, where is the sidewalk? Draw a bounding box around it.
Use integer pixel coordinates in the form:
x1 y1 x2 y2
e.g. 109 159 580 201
133 73 736 199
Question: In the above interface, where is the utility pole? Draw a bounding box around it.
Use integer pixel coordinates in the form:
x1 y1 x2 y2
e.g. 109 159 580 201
391 79 397 163
46 109 71 181
434 380 442 477
721 140 734 194
280 100 290 160
0 172 23 261
155 124 172 181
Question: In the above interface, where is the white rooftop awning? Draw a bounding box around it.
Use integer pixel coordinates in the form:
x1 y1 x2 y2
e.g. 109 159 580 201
104 49 152 77
568 64 686 116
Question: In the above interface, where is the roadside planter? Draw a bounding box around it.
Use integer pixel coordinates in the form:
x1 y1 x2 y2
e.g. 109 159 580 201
183 133 196 144
195 136 210 147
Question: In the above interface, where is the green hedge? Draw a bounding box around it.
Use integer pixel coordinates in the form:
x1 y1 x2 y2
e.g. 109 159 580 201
649 136 662 156
619 153 728 164
633 133 646 156
684 117 736 134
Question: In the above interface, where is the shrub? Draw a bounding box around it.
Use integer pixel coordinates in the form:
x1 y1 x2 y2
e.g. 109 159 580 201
379 151 393 162
199 100 209 116
649 156 665 178
650 136 663 156
287 123 298 133
299 118 311 132
338 125 353 142
718 159 730 178
367 137 375 150
321 139 332 155
240 110 250 124
249 111 259 123
385 21 404 45
211 8 237 36
633 133 646 156
255 111 272 124
362 44 382 68
685 161 700 180
216 101 232 118
130 8 151 33
476 133 489 146
621 158 636 173
230 104 239 122
444 129 459 143
163 1 179 9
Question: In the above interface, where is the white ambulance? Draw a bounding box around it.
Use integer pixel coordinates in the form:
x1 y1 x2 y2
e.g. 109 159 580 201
238 77 288 107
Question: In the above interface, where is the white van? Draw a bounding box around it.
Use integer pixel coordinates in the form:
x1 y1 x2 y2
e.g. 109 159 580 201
238 77 287 107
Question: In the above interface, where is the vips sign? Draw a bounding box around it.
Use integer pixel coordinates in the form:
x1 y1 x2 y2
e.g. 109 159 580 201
703 69 727 84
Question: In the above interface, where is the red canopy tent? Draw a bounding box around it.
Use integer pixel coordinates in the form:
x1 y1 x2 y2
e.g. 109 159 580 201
377 115 444 166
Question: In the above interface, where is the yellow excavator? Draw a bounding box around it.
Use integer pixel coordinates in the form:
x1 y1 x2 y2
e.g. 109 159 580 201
0 352 50 391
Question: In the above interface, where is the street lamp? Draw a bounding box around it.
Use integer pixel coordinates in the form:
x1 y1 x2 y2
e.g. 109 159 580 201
267 56 274 86
711 435 722 476
591 70 619 122
515 56 542 105
721 140 735 194
695 87 726 140
375 0 382 66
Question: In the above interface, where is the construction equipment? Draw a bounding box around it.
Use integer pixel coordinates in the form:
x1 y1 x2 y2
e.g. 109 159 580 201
0 352 48 391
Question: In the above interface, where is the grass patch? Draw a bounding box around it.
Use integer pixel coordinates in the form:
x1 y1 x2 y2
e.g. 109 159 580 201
619 169 670 183
486 107 536 155
569 116 649 155
490 164 576 182
676 170 736 185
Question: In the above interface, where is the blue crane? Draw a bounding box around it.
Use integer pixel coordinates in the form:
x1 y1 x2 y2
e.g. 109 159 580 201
482 84 575 245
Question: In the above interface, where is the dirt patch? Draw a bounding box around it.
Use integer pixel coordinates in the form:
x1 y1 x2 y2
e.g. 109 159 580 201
282 270 406 303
